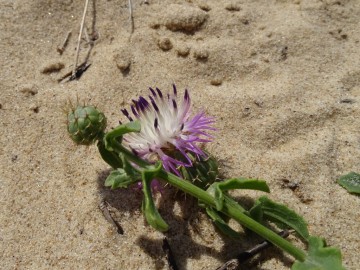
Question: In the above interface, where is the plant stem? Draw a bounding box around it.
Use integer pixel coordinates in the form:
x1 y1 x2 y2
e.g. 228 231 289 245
159 170 306 262
104 136 306 262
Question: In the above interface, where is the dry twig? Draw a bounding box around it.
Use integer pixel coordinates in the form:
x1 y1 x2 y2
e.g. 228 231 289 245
73 0 90 77
99 200 124 234
58 62 91 83
59 0 97 82
216 230 290 270
128 0 134 33
57 31 72 55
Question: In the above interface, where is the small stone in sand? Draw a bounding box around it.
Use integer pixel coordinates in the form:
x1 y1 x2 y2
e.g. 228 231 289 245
158 37 173 51
210 77 223 86
113 46 132 73
225 2 241 11
41 62 65 74
19 84 38 97
198 2 211 12
162 4 208 33
176 45 190 57
114 53 131 72
193 48 209 60
29 104 39 113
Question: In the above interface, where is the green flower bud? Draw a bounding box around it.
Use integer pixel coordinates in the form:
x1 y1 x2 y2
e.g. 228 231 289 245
67 105 106 145
180 152 219 189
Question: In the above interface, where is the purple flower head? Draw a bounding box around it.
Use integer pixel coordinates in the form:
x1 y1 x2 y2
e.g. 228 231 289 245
122 84 215 176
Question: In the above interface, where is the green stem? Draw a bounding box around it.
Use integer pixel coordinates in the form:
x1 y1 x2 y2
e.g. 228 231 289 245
159 170 306 262
105 137 306 262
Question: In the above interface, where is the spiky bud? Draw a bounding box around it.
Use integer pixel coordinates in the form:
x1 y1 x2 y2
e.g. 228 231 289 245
67 105 107 145
179 152 219 189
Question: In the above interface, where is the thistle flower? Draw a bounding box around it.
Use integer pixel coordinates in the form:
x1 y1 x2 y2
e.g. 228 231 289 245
121 85 215 176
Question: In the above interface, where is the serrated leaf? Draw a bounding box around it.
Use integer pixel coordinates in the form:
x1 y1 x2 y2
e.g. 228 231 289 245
249 196 309 241
337 172 360 195
104 168 138 189
292 236 346 270
141 162 169 232
207 178 270 211
206 207 242 238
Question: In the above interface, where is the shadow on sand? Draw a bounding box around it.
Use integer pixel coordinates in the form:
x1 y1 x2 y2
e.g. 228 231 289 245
96 170 293 270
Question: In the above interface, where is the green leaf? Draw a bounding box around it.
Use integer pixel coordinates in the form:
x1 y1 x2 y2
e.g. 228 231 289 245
206 207 242 238
103 153 140 189
104 121 141 151
217 178 270 193
337 172 360 195
207 178 270 211
97 141 123 169
141 162 169 232
248 200 263 223
292 236 346 270
104 168 138 189
249 196 309 241
120 153 138 177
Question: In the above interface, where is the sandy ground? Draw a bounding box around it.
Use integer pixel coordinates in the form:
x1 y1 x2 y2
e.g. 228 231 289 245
1 0 360 269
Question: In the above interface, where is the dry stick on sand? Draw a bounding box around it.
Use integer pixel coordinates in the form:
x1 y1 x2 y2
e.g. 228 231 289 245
99 200 124 234
57 31 72 55
91 0 97 37
73 0 90 77
83 28 94 62
84 27 90 44
59 0 95 82
58 62 91 83
128 0 134 34
77 0 97 74
216 230 290 270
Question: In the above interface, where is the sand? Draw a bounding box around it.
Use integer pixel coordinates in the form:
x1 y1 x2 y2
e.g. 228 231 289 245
1 0 359 269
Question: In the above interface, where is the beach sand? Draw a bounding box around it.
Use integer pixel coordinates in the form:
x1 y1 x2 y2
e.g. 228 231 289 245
1 0 359 269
